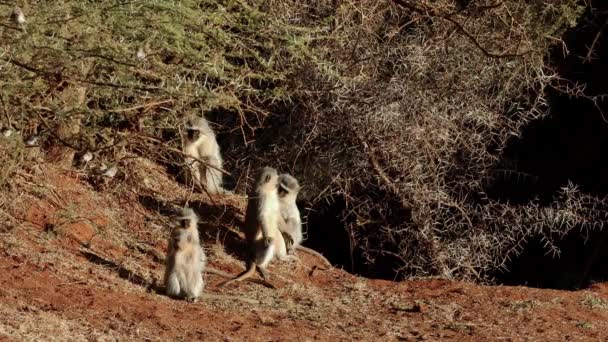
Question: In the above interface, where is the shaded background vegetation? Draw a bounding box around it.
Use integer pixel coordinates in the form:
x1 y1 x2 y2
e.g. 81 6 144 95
1 0 608 288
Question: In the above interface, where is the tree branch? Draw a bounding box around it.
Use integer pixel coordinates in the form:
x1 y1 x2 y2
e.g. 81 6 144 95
392 0 531 59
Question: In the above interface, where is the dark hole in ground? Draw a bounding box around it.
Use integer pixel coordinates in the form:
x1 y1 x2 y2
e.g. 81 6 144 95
496 231 608 290
490 1 608 290
302 194 407 280
302 196 359 274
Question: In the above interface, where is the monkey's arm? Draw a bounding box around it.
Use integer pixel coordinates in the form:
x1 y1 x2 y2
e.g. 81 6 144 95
281 231 294 253
260 217 272 242
295 245 332 269
186 157 201 181
261 213 283 245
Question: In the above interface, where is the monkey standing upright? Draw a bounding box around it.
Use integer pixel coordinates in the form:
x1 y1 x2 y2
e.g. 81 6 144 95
277 173 333 269
181 115 224 194
277 174 303 254
164 208 206 302
219 167 288 287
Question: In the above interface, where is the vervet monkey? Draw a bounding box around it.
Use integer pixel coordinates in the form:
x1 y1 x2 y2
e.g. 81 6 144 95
77 151 93 169
181 115 224 194
23 133 42 163
95 163 117 178
164 208 206 302
164 208 262 303
81 151 93 163
277 174 303 253
277 174 332 269
219 167 288 287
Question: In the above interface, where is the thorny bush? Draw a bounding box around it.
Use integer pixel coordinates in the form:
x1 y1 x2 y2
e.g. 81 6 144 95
0 0 606 281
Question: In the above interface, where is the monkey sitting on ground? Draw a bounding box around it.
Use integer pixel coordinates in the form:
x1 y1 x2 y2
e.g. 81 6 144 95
164 208 261 303
164 208 206 302
181 115 224 194
277 174 332 270
218 167 289 288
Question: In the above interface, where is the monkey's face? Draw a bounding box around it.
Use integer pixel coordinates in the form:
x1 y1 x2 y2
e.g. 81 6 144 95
278 174 300 196
258 167 279 186
186 128 201 141
172 218 189 230
264 173 276 184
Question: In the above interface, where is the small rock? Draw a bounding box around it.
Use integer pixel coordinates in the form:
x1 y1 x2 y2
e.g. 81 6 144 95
136 47 146 60
25 135 38 146
1 127 13 137
81 151 93 162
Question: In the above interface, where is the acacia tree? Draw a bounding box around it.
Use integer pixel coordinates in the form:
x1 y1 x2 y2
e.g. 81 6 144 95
259 0 607 280
1 0 604 281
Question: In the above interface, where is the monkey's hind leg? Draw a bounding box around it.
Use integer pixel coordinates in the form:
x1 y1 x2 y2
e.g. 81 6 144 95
183 272 203 303
256 265 270 281
165 272 182 298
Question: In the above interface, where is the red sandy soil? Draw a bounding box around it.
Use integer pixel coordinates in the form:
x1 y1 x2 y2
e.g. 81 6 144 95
1 161 607 341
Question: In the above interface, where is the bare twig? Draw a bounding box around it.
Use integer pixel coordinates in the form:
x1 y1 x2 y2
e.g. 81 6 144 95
392 0 531 58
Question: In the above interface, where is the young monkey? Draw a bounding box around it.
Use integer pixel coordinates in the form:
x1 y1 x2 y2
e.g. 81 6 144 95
182 115 224 194
277 174 332 270
277 174 303 254
165 208 261 303
219 167 288 288
164 208 206 302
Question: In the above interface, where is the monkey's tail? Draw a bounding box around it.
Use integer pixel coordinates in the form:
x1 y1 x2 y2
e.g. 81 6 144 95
296 245 332 270
205 267 275 289
214 264 275 289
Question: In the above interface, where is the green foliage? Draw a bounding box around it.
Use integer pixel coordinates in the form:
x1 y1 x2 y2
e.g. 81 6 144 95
0 0 319 150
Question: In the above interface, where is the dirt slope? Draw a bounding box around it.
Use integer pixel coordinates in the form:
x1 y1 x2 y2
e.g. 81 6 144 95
0 159 607 341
